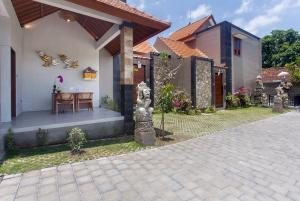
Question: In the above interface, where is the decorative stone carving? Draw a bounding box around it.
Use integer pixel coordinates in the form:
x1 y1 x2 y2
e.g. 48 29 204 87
254 75 268 106
273 86 284 113
134 82 156 145
272 81 292 113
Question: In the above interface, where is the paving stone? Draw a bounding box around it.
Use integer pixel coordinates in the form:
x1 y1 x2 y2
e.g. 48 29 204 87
59 183 78 194
38 184 57 195
16 185 37 197
2 111 300 201
38 192 59 201
60 192 81 201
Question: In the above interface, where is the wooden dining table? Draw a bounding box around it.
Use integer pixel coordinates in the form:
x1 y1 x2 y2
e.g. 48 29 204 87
52 92 93 113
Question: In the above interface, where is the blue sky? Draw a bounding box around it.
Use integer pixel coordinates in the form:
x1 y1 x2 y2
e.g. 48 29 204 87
127 0 300 43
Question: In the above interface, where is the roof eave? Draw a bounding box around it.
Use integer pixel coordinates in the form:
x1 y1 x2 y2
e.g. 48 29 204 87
66 0 170 31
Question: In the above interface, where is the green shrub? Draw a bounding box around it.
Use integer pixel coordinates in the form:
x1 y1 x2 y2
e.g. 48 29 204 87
226 93 240 109
204 106 216 114
101 96 120 112
5 128 15 151
157 84 175 113
67 128 87 154
238 94 251 108
36 128 48 146
172 90 192 114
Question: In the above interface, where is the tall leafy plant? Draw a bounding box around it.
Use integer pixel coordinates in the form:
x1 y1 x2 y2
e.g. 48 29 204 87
155 52 183 137
158 84 175 137
286 56 300 85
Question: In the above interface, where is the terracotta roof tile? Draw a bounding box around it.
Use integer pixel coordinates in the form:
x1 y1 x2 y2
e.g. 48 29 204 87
261 67 292 83
98 0 169 24
169 15 213 41
133 41 157 54
159 37 208 58
67 0 171 29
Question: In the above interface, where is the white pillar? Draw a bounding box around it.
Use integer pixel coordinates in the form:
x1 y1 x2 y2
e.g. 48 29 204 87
0 15 12 122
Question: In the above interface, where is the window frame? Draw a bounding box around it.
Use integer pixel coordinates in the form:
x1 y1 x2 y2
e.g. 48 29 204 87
233 37 242 56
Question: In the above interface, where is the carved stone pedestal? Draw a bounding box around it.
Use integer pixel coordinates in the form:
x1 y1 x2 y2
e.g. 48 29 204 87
135 127 156 146
272 95 283 113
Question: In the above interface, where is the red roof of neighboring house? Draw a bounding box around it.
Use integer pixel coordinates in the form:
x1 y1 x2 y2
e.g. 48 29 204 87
133 41 157 54
158 37 208 58
261 67 292 83
169 15 214 41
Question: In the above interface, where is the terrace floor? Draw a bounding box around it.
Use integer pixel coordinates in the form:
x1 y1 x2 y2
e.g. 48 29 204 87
1 110 300 201
0 108 123 135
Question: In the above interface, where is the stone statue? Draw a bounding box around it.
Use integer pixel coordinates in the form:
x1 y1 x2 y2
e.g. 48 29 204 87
254 75 268 106
134 82 156 145
272 85 284 113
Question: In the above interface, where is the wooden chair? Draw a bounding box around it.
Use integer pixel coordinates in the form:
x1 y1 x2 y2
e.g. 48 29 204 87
56 93 75 114
77 92 93 111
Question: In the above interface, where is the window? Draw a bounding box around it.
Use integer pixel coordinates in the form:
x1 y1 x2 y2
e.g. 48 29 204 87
234 37 241 56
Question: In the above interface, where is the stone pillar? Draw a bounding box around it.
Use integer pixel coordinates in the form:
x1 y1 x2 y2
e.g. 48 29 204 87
120 23 134 134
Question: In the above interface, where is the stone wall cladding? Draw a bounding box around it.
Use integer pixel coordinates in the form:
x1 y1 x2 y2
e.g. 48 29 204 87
196 59 212 109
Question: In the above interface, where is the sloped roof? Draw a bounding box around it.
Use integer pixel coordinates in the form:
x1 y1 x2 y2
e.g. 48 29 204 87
133 41 157 54
66 0 170 29
159 37 208 58
12 0 170 55
169 15 214 41
261 67 292 83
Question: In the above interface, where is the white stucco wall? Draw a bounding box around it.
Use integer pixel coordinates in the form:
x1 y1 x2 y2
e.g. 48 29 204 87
99 49 113 99
0 0 23 122
231 28 262 93
22 13 100 111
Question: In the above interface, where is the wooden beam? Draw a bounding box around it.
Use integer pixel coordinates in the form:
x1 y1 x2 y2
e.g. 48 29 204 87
95 24 120 50
33 0 122 25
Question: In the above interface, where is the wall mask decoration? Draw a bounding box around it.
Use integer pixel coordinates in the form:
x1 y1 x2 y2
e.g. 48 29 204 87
58 54 79 69
36 50 60 67
83 67 97 80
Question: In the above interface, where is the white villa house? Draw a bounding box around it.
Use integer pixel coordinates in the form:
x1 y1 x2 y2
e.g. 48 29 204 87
0 0 169 155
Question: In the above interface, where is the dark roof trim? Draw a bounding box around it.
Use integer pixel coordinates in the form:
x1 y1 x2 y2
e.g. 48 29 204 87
229 22 260 40
195 21 260 40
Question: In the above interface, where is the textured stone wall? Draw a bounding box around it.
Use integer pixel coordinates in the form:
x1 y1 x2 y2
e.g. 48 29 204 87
196 59 212 109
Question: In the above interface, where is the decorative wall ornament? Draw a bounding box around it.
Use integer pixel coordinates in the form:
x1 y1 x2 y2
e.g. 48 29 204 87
134 82 156 145
82 67 97 80
36 50 59 67
58 54 79 69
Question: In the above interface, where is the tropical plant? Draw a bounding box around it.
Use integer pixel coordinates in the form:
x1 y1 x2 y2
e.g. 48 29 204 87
225 93 240 109
67 127 87 154
286 56 300 85
172 90 192 114
204 106 216 114
262 29 300 68
101 95 120 112
154 52 183 138
5 128 15 151
157 84 175 137
236 87 251 108
36 128 48 146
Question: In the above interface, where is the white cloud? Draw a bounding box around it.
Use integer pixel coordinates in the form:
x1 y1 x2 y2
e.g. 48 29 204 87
188 4 212 20
154 1 160 6
137 0 145 10
235 0 300 34
235 0 253 14
232 18 245 27
246 15 280 34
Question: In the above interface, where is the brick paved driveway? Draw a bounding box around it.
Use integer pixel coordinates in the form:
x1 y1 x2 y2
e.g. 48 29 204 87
1 111 300 201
